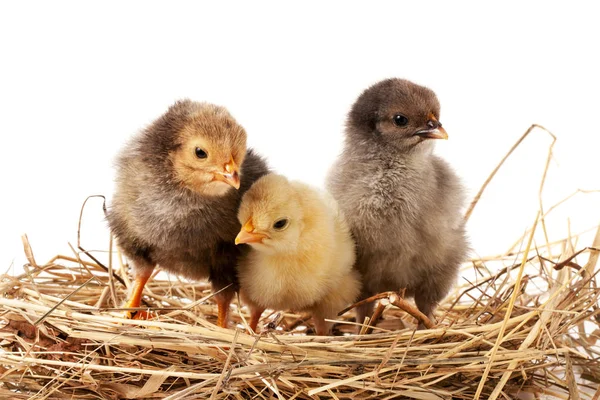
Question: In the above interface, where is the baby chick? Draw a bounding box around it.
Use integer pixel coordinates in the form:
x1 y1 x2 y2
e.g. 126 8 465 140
327 78 468 328
235 174 361 335
107 99 269 327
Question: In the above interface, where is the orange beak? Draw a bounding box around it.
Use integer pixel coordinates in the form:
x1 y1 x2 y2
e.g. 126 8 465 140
414 113 448 140
235 219 268 245
213 157 240 189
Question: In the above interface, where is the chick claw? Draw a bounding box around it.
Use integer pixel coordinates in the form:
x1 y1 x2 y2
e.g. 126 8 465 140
124 308 151 320
123 296 152 320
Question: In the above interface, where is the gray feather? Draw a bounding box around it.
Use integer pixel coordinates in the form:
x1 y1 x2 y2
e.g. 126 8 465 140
327 78 469 322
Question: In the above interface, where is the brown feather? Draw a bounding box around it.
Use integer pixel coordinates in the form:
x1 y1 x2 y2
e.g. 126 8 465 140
106 100 269 315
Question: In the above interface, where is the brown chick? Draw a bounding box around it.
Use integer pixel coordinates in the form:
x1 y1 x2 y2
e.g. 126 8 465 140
106 99 269 326
327 78 468 329
234 173 361 335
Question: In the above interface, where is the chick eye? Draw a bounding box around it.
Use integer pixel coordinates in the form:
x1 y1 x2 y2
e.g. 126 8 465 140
195 147 208 159
393 114 409 127
272 218 289 230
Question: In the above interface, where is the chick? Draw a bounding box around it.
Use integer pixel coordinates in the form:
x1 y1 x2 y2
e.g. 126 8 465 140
106 99 269 327
327 78 468 328
234 174 361 335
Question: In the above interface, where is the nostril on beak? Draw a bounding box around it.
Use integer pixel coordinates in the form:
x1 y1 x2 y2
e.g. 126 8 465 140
427 119 441 129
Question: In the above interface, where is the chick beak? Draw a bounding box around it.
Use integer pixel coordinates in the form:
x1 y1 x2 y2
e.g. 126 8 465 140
235 219 268 245
414 113 449 140
213 157 241 189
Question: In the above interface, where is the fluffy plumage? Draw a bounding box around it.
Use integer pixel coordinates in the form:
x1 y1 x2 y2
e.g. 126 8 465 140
327 78 468 328
235 174 361 335
107 99 269 326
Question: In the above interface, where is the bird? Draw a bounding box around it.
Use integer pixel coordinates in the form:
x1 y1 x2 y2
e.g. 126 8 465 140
106 99 269 327
326 78 468 329
234 173 361 335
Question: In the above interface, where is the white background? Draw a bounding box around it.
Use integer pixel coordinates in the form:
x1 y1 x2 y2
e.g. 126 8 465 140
1 2 599 271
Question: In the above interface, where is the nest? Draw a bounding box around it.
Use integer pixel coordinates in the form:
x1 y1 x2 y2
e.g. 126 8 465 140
1 125 599 399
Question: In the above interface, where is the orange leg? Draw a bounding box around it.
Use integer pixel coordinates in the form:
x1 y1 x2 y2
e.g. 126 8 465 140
124 268 153 320
215 290 235 328
363 302 386 334
313 315 332 336
249 307 265 333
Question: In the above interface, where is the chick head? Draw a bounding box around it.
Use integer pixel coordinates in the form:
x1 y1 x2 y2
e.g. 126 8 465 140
156 100 246 196
348 78 447 153
235 174 303 254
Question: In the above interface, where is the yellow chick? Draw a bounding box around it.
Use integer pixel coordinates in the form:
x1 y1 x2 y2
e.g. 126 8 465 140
235 173 361 335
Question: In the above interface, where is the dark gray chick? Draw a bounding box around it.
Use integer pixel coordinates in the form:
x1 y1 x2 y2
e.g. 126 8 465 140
326 78 468 328
106 99 269 327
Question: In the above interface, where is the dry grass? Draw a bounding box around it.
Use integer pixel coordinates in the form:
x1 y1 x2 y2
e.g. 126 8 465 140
1 125 599 399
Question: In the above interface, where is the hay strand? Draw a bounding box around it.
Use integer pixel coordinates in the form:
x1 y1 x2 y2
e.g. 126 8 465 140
464 124 555 222
2 223 599 398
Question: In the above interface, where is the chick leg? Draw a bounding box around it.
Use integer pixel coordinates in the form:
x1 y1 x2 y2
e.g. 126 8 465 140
124 264 154 320
414 291 438 330
414 266 456 329
214 288 235 328
248 307 265 333
312 314 333 336
362 302 386 334
355 298 375 333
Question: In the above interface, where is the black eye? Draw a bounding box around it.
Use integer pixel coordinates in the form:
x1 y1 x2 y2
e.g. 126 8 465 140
195 147 208 159
273 218 289 230
393 114 409 127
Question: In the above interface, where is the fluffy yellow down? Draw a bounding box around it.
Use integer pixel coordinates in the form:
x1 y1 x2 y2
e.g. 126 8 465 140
237 174 361 335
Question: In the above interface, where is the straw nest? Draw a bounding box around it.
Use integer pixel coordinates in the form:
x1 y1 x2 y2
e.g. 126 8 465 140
1 125 599 399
